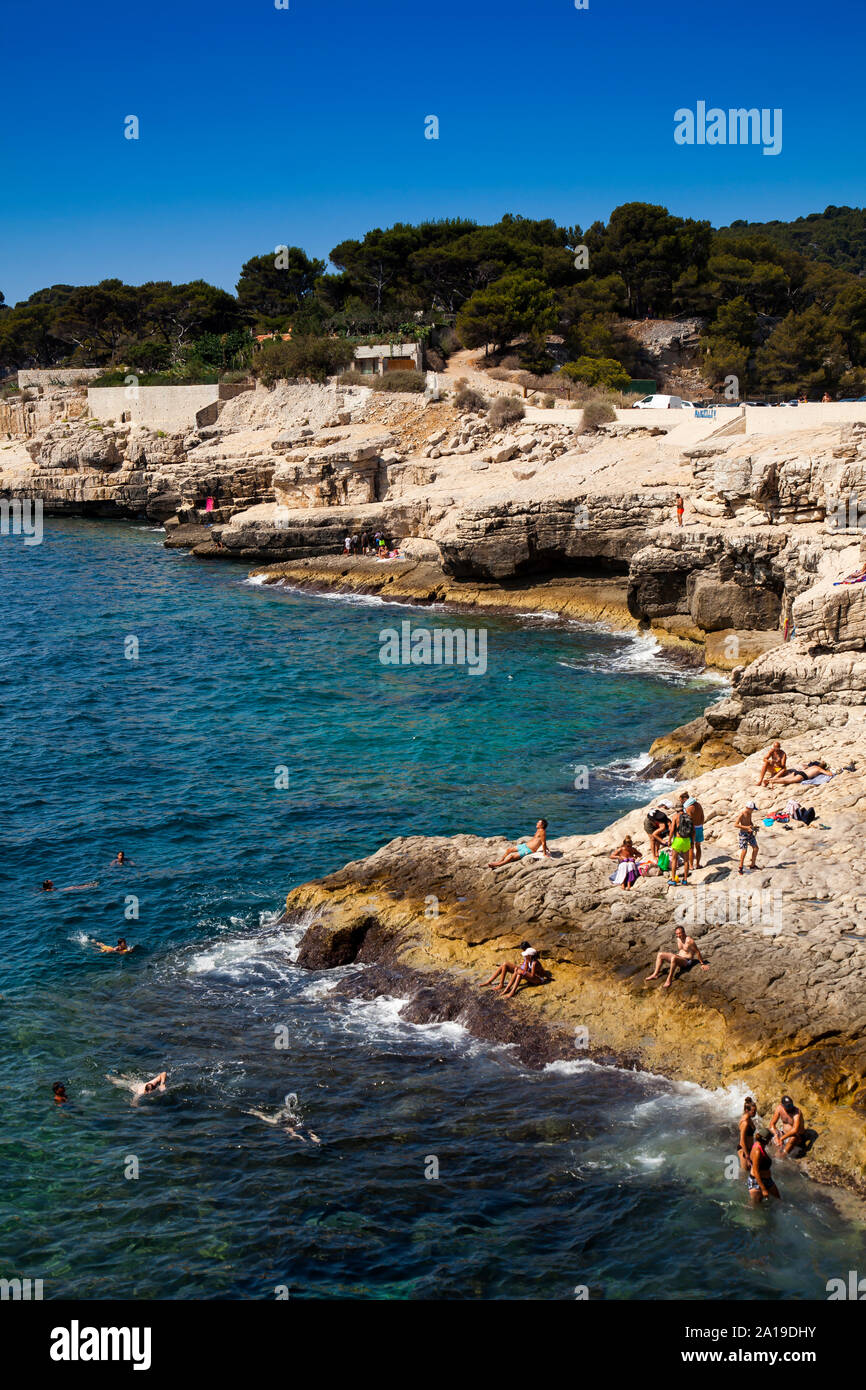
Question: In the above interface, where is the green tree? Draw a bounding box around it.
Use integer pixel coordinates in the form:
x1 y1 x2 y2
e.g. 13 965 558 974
561 356 629 391
236 247 325 324
456 272 555 354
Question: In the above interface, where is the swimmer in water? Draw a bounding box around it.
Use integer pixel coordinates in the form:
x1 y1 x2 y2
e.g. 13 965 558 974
110 851 134 867
42 880 99 892
53 1082 68 1104
246 1102 320 1145
107 1070 167 1106
93 936 134 954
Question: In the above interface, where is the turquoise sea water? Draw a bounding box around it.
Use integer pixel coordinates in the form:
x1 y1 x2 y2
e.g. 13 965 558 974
1 519 863 1300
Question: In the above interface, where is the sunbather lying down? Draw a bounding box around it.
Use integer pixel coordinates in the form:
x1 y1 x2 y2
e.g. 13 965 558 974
481 942 550 998
488 819 551 868
768 759 833 784
835 563 866 585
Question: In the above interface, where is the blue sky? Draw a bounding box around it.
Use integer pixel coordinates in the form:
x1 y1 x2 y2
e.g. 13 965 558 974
1 0 863 304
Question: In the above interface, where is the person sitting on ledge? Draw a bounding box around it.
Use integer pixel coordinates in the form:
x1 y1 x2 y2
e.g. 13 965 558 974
481 942 548 997
768 1094 806 1155
645 925 709 989
756 741 787 787
488 819 550 868
609 836 640 889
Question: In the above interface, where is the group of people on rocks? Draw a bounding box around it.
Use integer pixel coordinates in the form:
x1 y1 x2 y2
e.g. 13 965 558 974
343 532 399 558
737 1094 811 1204
609 789 705 888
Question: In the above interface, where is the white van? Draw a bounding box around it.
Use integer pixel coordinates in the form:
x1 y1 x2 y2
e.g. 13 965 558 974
632 394 688 409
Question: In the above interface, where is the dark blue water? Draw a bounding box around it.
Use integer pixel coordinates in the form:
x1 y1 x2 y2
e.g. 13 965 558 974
1 519 863 1300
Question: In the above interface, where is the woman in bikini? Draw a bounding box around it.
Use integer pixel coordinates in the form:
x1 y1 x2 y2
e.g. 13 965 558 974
748 1128 781 1205
738 1097 757 1172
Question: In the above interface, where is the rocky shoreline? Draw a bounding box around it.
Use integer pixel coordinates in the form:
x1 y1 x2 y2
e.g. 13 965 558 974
4 374 866 1191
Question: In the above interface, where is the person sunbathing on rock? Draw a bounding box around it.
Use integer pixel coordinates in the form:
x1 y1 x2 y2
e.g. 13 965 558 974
756 742 787 787
835 561 866 585
768 1095 806 1155
768 759 831 785
488 819 550 868
645 925 708 988
482 942 548 997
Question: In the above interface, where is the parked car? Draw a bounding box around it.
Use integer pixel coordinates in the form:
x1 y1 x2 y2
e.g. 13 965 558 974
745 399 769 407
632 394 687 409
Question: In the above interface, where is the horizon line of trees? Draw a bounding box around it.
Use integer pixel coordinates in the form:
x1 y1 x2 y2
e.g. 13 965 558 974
2 203 866 396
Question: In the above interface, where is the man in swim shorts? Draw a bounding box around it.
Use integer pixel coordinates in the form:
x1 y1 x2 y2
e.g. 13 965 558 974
667 802 693 885
93 937 134 954
736 802 760 873
768 1094 806 1155
682 794 705 870
645 925 709 988
488 819 551 868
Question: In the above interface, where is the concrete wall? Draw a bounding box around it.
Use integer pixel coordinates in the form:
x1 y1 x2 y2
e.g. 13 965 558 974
743 403 866 434
18 368 103 389
88 385 220 432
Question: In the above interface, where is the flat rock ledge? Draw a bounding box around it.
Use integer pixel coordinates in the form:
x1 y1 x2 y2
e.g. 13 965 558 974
285 731 866 1196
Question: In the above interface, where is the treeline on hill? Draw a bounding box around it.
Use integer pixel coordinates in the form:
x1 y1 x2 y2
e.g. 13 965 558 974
2 203 866 396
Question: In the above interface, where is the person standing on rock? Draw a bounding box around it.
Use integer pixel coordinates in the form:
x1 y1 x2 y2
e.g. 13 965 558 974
667 802 693 885
682 793 705 870
675 493 685 527
735 802 760 873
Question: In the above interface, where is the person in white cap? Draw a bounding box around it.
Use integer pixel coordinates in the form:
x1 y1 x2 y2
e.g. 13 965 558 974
735 800 760 873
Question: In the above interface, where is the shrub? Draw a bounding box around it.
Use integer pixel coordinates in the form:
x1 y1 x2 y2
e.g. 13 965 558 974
454 383 488 413
425 348 446 372
371 370 426 392
337 370 371 387
579 398 616 432
219 369 252 384
488 395 525 428
484 367 512 380
542 395 555 409
253 335 355 385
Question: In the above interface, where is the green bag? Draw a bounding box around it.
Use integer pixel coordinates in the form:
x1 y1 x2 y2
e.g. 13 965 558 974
657 850 670 872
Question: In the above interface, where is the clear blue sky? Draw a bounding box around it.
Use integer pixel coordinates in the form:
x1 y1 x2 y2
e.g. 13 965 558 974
1 0 863 305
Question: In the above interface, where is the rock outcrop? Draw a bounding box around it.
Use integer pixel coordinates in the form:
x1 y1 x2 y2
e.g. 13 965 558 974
283 728 866 1193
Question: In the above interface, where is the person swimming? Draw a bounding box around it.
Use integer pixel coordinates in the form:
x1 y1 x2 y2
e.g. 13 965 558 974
93 936 134 954
110 851 134 867
107 1070 167 1106
53 1082 68 1104
42 879 99 892
246 1099 321 1145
